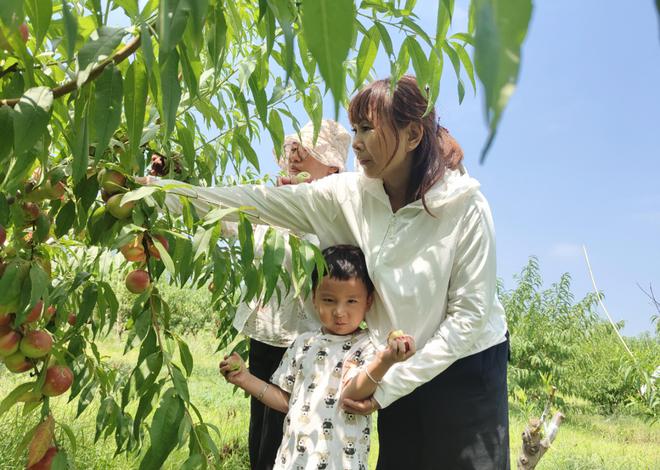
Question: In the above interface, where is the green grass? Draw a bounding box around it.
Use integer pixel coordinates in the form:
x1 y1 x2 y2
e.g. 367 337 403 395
1 333 658 469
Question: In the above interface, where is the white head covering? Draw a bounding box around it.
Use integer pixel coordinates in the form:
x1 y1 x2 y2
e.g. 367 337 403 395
277 119 351 172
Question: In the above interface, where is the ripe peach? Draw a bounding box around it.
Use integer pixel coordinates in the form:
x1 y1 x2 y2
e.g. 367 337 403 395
27 446 58 470
107 194 135 219
43 179 66 200
19 330 53 358
0 313 12 327
97 169 126 195
67 313 77 326
22 202 41 222
19 23 29 43
25 300 44 323
0 225 5 245
0 330 21 356
125 269 150 294
44 305 57 323
42 365 74 397
4 351 32 373
120 234 146 262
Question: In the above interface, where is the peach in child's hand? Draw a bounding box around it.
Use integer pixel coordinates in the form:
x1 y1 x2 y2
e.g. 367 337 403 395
387 329 410 353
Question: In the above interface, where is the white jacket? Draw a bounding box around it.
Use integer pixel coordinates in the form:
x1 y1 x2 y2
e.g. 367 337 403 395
157 169 507 408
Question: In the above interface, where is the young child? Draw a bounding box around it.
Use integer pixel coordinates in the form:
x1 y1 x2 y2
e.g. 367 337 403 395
219 245 415 470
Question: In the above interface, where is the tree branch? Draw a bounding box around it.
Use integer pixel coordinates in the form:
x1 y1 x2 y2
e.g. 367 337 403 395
0 32 143 108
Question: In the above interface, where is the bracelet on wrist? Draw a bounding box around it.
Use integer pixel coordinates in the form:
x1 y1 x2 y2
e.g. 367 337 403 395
257 383 270 401
364 368 383 385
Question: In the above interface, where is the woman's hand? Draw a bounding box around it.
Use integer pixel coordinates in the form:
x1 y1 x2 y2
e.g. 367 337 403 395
219 352 247 386
342 396 381 415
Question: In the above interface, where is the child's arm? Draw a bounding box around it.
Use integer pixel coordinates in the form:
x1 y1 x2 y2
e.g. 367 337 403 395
341 334 416 402
220 352 290 413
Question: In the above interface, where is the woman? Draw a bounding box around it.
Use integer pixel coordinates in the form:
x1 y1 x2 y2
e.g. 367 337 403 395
151 75 510 469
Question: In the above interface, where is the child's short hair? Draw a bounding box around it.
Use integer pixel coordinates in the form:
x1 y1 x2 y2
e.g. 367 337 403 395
312 245 374 295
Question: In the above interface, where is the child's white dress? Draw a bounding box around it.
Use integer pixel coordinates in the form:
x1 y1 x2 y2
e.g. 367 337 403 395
271 329 375 470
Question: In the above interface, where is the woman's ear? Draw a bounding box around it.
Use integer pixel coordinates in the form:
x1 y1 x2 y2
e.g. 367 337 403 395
406 122 424 151
366 293 374 310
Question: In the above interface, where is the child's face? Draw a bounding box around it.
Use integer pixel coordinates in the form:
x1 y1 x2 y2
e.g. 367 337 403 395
313 276 373 335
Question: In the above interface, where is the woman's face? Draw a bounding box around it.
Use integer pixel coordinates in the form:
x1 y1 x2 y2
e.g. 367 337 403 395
351 119 411 181
284 141 337 181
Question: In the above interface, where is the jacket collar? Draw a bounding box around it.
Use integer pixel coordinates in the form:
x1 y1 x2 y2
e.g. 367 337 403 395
359 168 480 212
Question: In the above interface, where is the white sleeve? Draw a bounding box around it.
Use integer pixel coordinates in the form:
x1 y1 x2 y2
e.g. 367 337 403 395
151 176 340 236
373 196 499 408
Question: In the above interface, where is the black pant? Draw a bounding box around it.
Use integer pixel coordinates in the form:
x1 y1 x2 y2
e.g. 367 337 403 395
377 337 511 470
248 339 288 470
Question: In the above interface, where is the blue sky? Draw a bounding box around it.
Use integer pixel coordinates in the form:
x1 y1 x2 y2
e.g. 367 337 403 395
112 1 660 335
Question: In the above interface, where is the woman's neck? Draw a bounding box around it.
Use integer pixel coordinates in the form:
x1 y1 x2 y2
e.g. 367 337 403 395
382 159 412 213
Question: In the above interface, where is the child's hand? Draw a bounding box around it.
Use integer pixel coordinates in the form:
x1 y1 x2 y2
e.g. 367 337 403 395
219 352 247 385
381 330 416 364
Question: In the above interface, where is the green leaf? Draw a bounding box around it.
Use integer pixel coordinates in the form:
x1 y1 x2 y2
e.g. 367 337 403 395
139 389 185 470
202 206 241 227
57 421 78 454
27 265 49 311
452 41 476 93
355 26 379 89
124 60 148 172
177 121 195 171
120 185 158 205
268 109 284 160
152 235 176 277
71 86 91 184
301 0 355 116
436 0 453 44
267 0 295 83
25 0 52 50
0 194 9 226
159 0 192 55
262 227 285 303
407 36 429 89
61 1 78 62
13 87 53 157
238 214 254 268
234 133 259 172
474 0 532 162
177 338 194 376
394 37 410 81
0 0 24 27
0 383 34 418
77 27 126 86
171 365 190 402
206 2 227 68
374 22 393 57
115 0 139 18
159 48 182 139
188 0 209 50
77 284 98 326
0 106 14 165
441 39 465 103
54 200 76 237
92 65 123 157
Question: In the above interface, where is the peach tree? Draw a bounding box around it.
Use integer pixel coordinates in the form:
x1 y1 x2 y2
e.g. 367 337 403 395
0 0 530 468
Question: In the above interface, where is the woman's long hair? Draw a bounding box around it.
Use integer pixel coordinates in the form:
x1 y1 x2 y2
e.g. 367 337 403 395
348 75 464 214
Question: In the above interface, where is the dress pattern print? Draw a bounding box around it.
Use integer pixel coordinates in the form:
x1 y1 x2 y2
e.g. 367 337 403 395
271 329 375 470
